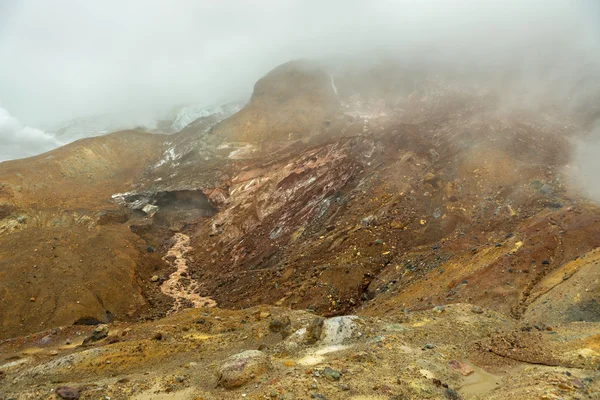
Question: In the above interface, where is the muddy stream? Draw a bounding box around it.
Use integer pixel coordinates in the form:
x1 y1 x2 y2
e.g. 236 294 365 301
160 233 216 313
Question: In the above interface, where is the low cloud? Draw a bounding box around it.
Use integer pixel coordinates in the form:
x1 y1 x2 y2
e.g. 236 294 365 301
0 108 63 162
1 0 598 128
0 1 599 161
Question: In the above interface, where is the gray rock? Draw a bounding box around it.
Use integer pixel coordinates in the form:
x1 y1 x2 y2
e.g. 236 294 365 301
269 316 292 337
217 350 270 388
306 317 325 344
322 367 341 381
321 316 359 345
142 204 159 216
471 306 484 314
529 180 543 189
83 324 108 344
91 324 108 340
306 315 360 345
445 388 460 399
539 184 553 195
361 215 377 226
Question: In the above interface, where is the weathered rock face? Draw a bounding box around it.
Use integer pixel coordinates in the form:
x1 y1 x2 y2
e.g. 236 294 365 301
217 349 271 388
212 60 341 142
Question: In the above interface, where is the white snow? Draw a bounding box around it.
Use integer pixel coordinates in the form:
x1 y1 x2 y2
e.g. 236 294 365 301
329 74 339 97
154 147 179 168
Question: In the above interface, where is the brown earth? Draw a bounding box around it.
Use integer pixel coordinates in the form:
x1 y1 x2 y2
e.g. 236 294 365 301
0 131 173 339
211 60 340 143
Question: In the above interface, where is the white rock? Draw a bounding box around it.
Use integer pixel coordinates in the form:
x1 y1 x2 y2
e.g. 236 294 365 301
321 316 360 345
142 204 159 216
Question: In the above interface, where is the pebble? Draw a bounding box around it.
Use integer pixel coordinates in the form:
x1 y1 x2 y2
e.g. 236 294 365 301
150 275 159 282
391 220 404 229
423 172 437 183
471 306 484 314
259 311 271 319
55 386 80 400
423 343 435 350
322 367 341 381
269 316 291 333
445 388 460 399
361 215 376 226
540 184 553 195
448 360 474 376
83 324 109 344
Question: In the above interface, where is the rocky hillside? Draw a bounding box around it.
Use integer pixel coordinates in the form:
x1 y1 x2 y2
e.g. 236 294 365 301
211 60 340 143
0 132 169 339
0 60 599 399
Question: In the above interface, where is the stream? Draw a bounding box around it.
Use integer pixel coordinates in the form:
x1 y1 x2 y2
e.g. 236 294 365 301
160 233 216 313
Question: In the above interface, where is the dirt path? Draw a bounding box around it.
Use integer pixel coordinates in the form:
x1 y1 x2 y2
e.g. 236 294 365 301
160 233 216 313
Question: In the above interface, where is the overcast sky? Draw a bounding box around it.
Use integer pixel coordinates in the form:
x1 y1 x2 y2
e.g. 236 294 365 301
0 0 598 161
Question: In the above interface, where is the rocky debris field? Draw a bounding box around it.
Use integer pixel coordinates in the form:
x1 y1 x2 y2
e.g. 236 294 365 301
0 304 598 399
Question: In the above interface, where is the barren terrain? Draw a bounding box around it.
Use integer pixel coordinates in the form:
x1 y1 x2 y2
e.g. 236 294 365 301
0 60 599 399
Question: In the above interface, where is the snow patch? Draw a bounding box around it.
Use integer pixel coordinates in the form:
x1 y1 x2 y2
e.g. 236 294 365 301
154 147 179 168
329 74 338 97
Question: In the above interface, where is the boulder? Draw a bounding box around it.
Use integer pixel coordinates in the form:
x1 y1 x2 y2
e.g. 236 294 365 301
218 350 271 388
306 316 360 345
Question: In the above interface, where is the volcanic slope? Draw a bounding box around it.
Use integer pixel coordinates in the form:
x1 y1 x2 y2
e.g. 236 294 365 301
0 131 171 339
0 60 599 399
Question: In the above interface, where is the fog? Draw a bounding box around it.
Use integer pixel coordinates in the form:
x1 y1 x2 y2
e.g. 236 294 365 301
0 0 599 161
0 107 63 161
